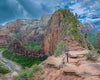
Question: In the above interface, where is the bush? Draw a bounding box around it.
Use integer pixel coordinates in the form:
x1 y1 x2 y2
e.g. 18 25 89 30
86 51 98 61
25 67 33 78
54 41 64 57
0 66 10 74
15 64 42 80
97 49 100 54
15 67 33 80
32 64 42 72
87 43 93 50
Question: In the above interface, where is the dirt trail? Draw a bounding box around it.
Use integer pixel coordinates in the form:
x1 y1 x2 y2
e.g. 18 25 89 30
36 40 100 80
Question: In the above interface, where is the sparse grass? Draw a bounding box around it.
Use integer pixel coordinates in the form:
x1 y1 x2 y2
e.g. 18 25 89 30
86 50 98 61
24 43 42 50
2 50 46 68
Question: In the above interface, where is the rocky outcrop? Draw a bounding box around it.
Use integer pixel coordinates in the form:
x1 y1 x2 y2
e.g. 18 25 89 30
7 39 45 57
42 9 88 56
0 14 52 44
42 10 64 55
33 48 91 80
0 35 13 45
40 14 52 27
81 24 96 34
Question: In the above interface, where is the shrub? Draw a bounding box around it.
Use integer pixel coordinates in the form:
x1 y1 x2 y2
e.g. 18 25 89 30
54 41 64 57
86 51 98 61
97 49 100 54
25 67 33 78
87 42 93 50
41 71 45 75
15 67 33 80
0 66 10 74
15 64 42 80
32 64 42 72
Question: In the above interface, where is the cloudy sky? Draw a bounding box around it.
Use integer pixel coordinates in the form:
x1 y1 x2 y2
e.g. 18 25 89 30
0 0 100 27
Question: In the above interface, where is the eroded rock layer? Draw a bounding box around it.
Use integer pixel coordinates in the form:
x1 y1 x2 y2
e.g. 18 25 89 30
7 39 45 57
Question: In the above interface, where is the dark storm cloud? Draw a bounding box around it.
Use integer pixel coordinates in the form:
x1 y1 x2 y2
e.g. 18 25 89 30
0 0 16 24
16 0 52 18
0 0 29 25
0 0 100 27
0 0 56 25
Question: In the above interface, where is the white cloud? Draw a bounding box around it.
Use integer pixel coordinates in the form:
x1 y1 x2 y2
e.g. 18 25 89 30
69 3 88 15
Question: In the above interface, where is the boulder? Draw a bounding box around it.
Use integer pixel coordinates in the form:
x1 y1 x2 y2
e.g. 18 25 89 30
43 56 62 68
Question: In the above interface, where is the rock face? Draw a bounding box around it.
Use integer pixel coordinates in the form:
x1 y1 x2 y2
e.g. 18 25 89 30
42 9 88 56
81 24 96 34
42 11 64 55
40 14 52 27
7 9 92 58
0 14 52 44
0 35 13 45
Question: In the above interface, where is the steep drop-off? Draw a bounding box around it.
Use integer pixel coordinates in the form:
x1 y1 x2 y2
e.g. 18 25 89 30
7 9 92 58
42 9 91 56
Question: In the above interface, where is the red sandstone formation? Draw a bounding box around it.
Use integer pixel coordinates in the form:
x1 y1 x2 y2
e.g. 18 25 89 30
42 9 92 56
7 39 45 57
0 35 12 45
8 19 21 32
42 11 64 55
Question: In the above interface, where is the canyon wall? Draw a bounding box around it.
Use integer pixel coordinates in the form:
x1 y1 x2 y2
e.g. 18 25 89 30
0 15 51 45
42 10 67 55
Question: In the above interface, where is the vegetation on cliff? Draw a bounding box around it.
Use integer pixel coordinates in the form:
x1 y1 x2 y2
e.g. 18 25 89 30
15 64 42 80
86 50 98 61
60 9 83 41
2 50 46 68
24 43 42 50
0 45 7 51
53 8 93 57
0 60 10 74
0 66 10 74
54 41 64 57
87 31 98 49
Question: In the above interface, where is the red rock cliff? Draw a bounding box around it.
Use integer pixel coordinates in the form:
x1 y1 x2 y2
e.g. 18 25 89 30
42 9 91 56
42 10 66 55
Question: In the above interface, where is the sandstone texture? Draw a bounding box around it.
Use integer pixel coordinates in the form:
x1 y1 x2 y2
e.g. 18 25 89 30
7 39 45 57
